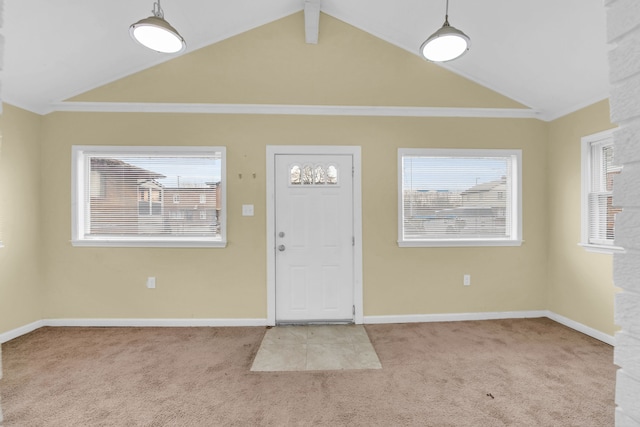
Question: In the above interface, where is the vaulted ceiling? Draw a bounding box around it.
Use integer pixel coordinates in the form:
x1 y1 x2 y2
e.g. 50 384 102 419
3 0 610 120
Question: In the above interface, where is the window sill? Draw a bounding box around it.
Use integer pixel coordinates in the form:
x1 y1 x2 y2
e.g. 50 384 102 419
578 243 624 254
398 239 523 248
71 239 227 248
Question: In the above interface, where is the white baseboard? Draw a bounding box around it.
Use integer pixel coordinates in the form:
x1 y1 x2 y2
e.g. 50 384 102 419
43 318 268 328
0 318 266 343
364 310 549 325
365 310 614 346
545 311 615 346
0 312 614 346
0 320 45 344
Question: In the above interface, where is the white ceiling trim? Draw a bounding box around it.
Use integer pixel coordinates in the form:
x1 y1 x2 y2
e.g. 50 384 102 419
50 102 541 119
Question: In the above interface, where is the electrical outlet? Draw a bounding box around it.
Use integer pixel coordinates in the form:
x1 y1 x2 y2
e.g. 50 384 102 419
146 277 156 289
463 274 471 286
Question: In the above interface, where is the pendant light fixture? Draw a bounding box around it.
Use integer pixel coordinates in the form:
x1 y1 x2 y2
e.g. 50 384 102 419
420 0 470 62
130 0 186 54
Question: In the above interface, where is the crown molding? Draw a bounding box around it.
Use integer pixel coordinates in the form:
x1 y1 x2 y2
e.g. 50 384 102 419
49 102 541 119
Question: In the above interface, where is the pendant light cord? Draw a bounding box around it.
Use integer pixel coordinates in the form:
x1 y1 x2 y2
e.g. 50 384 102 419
152 0 164 19
443 0 450 27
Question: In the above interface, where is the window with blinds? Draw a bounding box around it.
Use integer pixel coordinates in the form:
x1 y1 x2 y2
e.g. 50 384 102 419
581 130 622 252
72 146 226 247
398 148 522 247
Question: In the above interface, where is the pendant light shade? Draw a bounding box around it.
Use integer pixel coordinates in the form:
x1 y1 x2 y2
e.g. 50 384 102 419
130 1 186 54
420 0 470 62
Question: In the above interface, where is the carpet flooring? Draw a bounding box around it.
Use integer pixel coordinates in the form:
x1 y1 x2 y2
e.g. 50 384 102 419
0 318 615 426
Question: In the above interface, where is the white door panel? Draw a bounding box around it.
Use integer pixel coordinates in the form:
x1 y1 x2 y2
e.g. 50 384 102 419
275 154 354 323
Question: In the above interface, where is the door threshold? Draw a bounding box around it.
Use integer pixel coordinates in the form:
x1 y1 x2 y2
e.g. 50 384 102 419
276 320 354 326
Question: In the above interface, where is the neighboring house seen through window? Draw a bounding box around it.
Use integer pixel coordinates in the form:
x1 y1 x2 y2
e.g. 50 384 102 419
72 146 226 247
398 148 522 247
581 130 622 253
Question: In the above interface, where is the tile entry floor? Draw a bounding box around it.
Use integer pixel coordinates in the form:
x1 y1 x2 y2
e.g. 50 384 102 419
250 324 382 372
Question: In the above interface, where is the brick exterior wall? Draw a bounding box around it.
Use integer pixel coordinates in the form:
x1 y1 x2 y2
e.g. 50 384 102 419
607 0 640 425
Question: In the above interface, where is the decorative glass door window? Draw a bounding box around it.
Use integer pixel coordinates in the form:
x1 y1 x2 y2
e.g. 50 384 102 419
290 164 338 186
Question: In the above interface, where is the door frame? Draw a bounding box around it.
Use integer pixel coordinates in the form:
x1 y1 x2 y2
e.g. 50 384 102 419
266 145 363 326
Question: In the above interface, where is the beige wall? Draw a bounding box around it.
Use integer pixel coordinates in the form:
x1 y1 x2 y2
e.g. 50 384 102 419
37 13 548 321
363 117 548 315
0 12 616 337
0 105 44 334
40 113 548 320
547 99 618 335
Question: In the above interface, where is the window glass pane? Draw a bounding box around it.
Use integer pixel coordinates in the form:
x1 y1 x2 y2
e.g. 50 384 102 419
399 149 520 246
603 145 621 193
586 138 620 246
314 165 326 184
290 165 301 185
291 163 338 186
327 165 338 184
588 193 608 241
74 147 225 246
302 165 313 185
606 195 619 240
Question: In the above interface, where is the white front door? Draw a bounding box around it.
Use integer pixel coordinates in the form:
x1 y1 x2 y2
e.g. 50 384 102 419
274 154 354 323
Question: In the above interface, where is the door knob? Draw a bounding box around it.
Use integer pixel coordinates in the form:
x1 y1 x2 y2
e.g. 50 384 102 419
278 245 286 252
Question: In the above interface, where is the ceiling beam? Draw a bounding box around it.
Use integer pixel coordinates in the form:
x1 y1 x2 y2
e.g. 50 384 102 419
304 0 321 44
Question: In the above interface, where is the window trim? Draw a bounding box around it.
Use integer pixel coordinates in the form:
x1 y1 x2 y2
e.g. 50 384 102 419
397 148 523 247
71 145 226 248
580 129 623 254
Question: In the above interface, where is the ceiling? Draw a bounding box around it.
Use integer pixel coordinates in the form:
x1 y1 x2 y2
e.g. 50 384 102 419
2 0 611 120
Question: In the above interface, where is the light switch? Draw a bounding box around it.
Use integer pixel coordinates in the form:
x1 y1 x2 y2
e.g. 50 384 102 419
242 204 254 216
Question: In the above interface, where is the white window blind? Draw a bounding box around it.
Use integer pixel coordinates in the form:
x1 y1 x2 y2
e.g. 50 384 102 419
398 148 522 247
581 130 622 250
72 146 226 247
